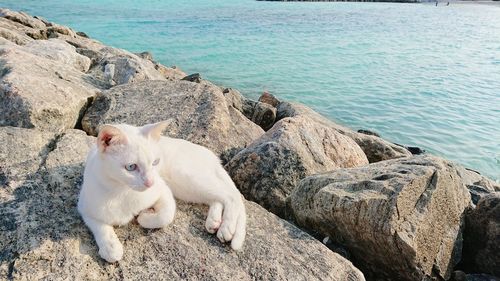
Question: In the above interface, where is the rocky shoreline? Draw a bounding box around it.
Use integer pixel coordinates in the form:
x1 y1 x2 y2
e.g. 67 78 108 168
0 9 498 281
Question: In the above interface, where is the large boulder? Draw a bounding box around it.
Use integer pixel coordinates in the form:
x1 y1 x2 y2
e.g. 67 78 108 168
289 155 472 281
277 102 412 162
226 114 368 217
0 128 365 281
82 80 264 162
461 193 500 277
0 38 99 131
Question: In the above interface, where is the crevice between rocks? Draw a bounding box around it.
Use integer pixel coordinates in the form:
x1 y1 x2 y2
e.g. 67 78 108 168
7 251 19 280
74 96 94 131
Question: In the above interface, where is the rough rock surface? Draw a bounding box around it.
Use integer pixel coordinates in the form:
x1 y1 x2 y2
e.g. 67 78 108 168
82 80 264 161
457 167 500 204
289 155 472 281
277 102 412 162
461 193 500 277
258 92 280 107
242 99 277 131
0 38 99 131
227 114 368 217
0 128 365 281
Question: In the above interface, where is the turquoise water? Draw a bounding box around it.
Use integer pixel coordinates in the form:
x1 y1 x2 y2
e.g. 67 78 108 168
2 1 499 180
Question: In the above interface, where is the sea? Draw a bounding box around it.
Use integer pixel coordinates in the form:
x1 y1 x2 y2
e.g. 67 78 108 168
1 0 499 180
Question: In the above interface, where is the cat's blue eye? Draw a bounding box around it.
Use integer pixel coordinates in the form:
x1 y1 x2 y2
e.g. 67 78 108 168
152 158 160 166
125 163 137 171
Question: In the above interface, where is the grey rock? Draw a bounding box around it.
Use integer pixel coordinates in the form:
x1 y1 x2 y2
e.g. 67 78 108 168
86 47 166 87
182 72 202 83
0 127 55 186
0 38 99 131
405 145 426 155
461 193 500 277
277 101 412 162
289 155 472 281
154 63 187 81
0 127 56 278
0 9 46 30
82 80 264 161
350 133 412 163
457 166 500 204
1 129 365 281
23 39 91 72
135 51 153 60
242 99 277 131
0 24 32 45
227 114 368 217
76 31 89 38
222 88 244 112
357 129 380 137
258 91 280 107
47 23 77 38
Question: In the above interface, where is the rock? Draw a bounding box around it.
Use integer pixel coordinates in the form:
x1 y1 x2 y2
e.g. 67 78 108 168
182 72 202 83
0 9 46 30
0 127 56 278
222 88 244 112
277 102 412 162
289 155 472 281
76 31 88 38
135 51 153 60
457 166 500 204
0 127 55 186
461 193 500 277
154 63 187 81
0 38 99 131
350 134 412 163
85 47 166 87
23 39 91 72
406 146 425 155
0 128 365 281
242 99 277 131
221 89 277 130
258 91 280 107
82 80 264 162
47 23 77 38
227 114 368 217
357 129 380 137
0 24 32 45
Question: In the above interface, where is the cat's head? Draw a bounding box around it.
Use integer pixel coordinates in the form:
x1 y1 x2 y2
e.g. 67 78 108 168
95 121 170 192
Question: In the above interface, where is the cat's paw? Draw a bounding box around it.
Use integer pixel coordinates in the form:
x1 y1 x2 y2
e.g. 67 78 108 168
216 222 235 243
205 216 222 234
98 238 123 263
205 202 223 234
138 209 173 229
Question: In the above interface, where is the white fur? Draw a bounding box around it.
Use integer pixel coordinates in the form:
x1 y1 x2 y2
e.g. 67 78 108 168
156 135 246 250
78 121 246 263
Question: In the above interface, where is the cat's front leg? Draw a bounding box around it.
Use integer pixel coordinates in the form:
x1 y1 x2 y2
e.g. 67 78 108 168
138 185 176 229
82 216 123 263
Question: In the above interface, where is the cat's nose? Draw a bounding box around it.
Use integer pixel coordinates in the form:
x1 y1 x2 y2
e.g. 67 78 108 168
144 178 154 188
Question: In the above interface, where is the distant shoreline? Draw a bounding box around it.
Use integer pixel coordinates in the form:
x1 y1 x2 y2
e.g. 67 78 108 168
257 0 500 5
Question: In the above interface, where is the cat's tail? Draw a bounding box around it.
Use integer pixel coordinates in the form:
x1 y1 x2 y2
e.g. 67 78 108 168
231 203 246 251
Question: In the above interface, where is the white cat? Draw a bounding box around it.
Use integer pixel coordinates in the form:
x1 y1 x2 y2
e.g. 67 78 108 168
78 121 246 263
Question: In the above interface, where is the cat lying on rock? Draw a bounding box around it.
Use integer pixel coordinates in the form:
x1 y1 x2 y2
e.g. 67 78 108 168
77 121 246 262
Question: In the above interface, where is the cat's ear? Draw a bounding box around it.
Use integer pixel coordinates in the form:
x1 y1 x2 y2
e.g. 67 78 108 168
97 125 127 152
141 120 172 141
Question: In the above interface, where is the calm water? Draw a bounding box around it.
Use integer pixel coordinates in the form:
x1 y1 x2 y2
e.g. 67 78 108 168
2 1 499 180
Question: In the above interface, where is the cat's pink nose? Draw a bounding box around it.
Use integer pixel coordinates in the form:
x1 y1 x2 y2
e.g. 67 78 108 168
144 179 154 188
